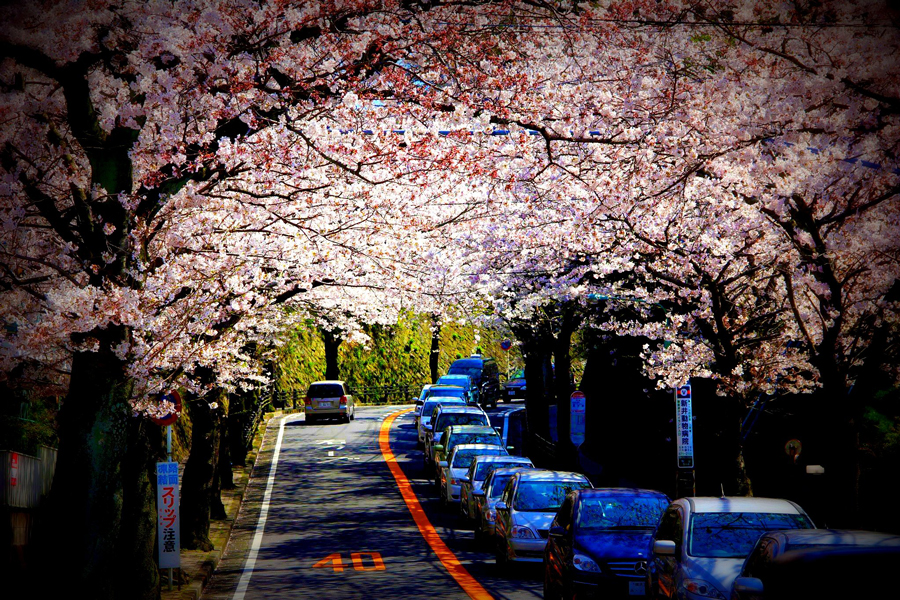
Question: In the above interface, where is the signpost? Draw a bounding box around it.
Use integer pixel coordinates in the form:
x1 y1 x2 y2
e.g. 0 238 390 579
570 391 586 449
9 452 18 487
675 384 696 497
152 390 182 590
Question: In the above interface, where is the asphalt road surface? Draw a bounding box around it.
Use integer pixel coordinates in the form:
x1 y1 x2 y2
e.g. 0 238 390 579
202 404 542 600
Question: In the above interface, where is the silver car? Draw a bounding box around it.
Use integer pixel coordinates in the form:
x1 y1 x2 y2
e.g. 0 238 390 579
439 444 508 506
304 380 356 424
473 466 534 545
417 396 466 447
461 455 534 521
651 497 814 600
494 470 592 568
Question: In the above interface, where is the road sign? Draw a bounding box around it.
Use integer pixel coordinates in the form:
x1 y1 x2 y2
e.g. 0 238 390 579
570 391 586 448
500 339 512 351
9 452 18 486
151 391 182 427
785 439 802 463
156 461 181 568
675 384 694 469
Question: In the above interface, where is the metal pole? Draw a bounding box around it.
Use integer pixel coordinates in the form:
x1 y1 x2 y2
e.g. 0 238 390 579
167 424 173 591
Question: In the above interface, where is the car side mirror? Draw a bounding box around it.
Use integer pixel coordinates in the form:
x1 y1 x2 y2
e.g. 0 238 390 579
439 461 449 468
652 540 677 556
548 526 565 538
424 424 432 431
433 444 444 452
496 501 508 511
473 490 485 497
460 476 470 483
732 577 764 595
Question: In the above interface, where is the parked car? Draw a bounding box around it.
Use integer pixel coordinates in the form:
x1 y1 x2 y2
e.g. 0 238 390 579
494 470 592 569
650 497 814 600
473 466 535 544
424 405 490 471
304 380 355 424
461 455 534 522
422 384 472 404
414 384 434 429
731 529 900 600
543 488 670 599
430 424 503 486
439 443 508 506
417 396 466 446
448 354 501 409
503 368 526 401
488 406 529 456
436 374 478 404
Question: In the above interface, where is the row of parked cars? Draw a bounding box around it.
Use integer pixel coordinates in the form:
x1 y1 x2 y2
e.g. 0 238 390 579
411 367 900 599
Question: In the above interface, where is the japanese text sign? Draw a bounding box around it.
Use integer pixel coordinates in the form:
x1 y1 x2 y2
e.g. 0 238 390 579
570 391 586 448
156 461 181 568
675 385 694 469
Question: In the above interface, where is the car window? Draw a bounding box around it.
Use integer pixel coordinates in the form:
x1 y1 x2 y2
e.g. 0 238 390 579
488 413 506 429
307 383 344 397
449 365 482 378
451 448 506 469
575 495 668 530
513 480 592 512
743 537 776 578
476 459 532 482
448 432 501 454
435 412 488 431
688 512 813 558
489 473 515 499
510 369 525 379
508 412 526 452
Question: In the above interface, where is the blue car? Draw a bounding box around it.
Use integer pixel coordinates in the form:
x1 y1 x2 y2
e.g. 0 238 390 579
543 488 670 599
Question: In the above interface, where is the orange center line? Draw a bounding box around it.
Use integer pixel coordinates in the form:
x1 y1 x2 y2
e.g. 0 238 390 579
379 408 494 600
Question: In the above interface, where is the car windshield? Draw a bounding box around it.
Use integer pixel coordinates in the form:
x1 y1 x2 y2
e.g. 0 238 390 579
489 474 515 498
428 388 465 398
488 413 505 429
510 369 525 380
514 480 592 512
438 376 469 387
449 365 481 377
476 460 530 482
448 432 500 453
451 448 506 469
436 413 488 431
576 496 668 530
307 383 343 397
422 400 463 422
689 512 814 558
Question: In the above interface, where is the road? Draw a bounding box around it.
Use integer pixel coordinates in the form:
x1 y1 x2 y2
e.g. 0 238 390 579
202 404 542 600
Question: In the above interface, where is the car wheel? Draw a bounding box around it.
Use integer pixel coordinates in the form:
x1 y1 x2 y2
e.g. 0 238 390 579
349 411 355 421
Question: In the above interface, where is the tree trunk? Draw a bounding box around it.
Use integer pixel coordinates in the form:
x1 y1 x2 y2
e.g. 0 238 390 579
429 314 441 384
117 418 164 600
518 328 553 440
180 388 224 551
553 307 580 465
38 326 136 599
321 328 342 380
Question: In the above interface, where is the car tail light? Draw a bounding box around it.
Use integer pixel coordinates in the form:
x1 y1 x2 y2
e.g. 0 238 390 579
304 396 312 406
339 395 348 405
451 478 459 485
485 509 496 522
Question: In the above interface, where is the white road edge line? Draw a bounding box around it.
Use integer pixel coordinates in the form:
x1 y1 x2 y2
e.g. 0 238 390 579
233 414 294 600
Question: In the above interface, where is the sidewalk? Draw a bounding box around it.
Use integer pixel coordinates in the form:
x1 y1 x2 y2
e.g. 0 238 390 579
160 409 301 600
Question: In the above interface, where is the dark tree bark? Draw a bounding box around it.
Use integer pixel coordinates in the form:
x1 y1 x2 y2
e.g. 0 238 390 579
180 388 224 551
321 328 343 381
39 326 137 598
514 323 554 440
552 304 582 465
429 314 442 384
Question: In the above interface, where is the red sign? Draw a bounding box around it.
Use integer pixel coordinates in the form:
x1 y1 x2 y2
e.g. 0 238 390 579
10 452 18 486
151 391 183 426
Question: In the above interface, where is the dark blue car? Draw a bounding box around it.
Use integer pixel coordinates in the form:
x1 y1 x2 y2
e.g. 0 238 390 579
543 488 670 599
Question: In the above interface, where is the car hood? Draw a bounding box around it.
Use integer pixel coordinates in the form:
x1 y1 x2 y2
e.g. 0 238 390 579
575 530 655 560
682 556 744 593
512 511 556 531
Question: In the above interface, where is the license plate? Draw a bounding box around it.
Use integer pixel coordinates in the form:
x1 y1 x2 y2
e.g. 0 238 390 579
628 581 646 596
319 402 331 407
508 390 515 395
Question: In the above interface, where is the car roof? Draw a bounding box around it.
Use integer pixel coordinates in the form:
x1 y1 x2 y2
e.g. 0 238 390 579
310 380 345 385
576 488 668 499
489 466 533 477
451 357 487 366
765 529 900 546
438 405 483 414
453 443 505 452
474 455 531 464
447 425 495 433
683 497 803 514
439 374 470 379
429 384 465 390
516 470 590 482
